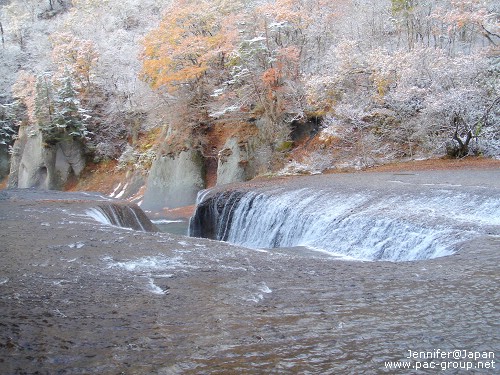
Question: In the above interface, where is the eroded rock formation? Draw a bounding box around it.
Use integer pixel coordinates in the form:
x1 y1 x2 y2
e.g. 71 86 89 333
8 130 85 190
141 148 205 211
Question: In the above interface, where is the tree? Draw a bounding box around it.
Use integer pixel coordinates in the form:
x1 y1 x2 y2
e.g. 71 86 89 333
0 101 23 147
11 69 91 147
42 75 91 144
11 70 37 125
208 0 320 147
139 0 242 156
2 2 33 50
48 0 66 11
0 19 4 48
50 32 99 93
140 0 237 93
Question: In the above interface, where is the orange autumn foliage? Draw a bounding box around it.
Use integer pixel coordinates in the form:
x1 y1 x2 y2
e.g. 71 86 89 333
140 0 238 92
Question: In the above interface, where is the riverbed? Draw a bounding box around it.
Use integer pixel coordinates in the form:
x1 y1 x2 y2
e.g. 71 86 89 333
0 170 499 374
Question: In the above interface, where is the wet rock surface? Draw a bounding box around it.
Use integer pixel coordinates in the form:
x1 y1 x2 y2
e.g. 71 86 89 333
0 180 499 374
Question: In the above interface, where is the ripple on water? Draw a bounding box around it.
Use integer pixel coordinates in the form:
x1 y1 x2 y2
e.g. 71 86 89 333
103 255 186 272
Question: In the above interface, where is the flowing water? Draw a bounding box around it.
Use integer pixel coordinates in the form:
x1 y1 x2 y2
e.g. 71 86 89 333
152 219 190 236
189 174 500 261
86 203 157 232
1 170 499 374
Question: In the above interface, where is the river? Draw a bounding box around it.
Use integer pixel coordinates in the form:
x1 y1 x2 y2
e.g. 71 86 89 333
0 169 499 374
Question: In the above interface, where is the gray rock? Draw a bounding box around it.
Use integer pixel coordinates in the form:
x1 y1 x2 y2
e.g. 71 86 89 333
217 137 249 185
54 140 85 185
8 129 85 190
113 171 146 200
141 148 205 210
216 136 259 186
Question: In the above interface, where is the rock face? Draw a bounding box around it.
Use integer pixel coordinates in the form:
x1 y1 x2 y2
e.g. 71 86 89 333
8 130 85 189
216 137 256 186
0 144 10 180
108 171 147 203
141 149 205 211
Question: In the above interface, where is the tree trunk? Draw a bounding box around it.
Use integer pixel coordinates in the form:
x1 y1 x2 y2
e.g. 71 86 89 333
0 21 4 48
447 113 472 158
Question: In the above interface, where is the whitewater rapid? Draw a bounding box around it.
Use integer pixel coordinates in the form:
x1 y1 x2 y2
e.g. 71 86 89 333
189 175 500 261
86 203 157 232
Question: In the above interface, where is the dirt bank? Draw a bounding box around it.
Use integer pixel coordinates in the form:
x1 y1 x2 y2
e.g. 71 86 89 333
362 156 500 173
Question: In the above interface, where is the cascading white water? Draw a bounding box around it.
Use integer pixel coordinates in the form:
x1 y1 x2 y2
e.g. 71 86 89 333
86 203 157 232
87 207 113 226
189 187 500 261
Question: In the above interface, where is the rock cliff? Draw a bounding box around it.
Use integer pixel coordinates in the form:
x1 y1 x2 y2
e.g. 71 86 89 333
8 130 85 190
216 137 257 186
141 148 205 211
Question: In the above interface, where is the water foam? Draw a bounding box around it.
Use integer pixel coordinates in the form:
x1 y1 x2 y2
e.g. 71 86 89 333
104 255 184 272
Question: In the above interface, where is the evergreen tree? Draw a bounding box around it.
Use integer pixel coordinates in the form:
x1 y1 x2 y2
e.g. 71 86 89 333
35 74 90 145
52 75 90 142
34 74 55 140
0 101 22 146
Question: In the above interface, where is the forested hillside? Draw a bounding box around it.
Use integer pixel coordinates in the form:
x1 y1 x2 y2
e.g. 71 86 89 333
1 0 499 191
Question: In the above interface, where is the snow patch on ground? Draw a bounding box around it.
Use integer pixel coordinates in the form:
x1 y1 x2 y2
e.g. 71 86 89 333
277 160 322 176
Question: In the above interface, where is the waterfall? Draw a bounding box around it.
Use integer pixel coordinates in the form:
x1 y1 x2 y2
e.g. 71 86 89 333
87 203 158 232
189 187 500 261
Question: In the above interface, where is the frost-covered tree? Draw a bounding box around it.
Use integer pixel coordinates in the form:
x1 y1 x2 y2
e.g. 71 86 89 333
2 0 499 179
28 73 90 145
2 0 171 163
139 0 241 158
50 32 99 92
0 101 23 147
43 75 91 144
1 1 33 49
141 0 235 93
207 0 319 148
304 0 499 162
11 70 37 124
